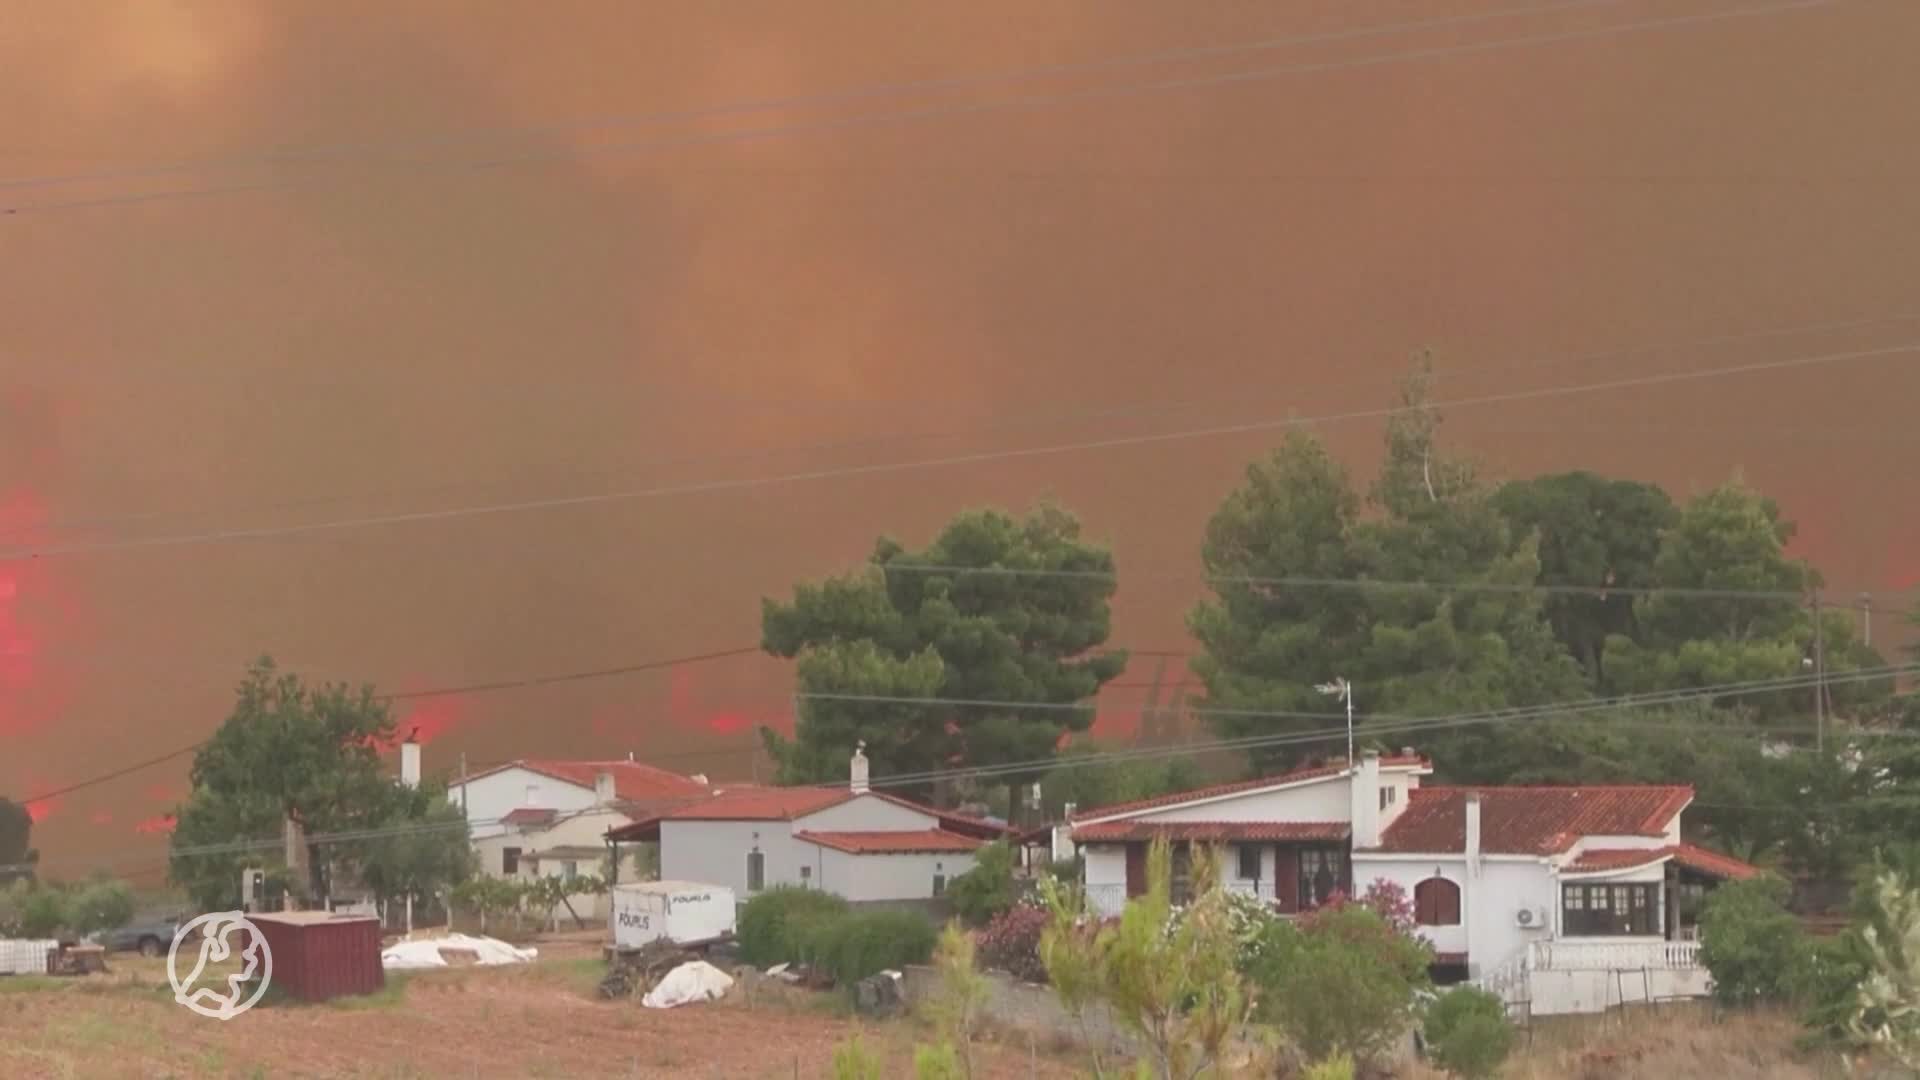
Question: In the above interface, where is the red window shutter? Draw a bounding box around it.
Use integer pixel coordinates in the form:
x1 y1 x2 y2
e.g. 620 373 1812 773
1273 847 1300 914
1124 843 1147 898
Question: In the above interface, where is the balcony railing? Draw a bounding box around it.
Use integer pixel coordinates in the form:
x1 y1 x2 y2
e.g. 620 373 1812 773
1531 940 1702 972
1080 881 1285 918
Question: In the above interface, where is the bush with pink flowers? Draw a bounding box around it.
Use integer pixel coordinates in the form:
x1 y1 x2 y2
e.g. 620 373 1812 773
975 903 1051 983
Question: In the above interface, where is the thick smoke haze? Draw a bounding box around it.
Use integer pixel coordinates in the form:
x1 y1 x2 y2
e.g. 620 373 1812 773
2 1 1917 869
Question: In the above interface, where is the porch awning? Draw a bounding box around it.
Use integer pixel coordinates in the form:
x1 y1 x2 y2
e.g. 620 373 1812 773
1563 843 1759 881
1070 820 1350 844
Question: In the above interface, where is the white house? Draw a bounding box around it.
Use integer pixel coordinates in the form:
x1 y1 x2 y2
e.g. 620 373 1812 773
1067 749 1758 1016
609 746 1012 904
447 757 715 918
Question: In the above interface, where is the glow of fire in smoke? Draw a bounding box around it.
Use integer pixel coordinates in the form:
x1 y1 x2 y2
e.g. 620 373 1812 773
0 489 48 738
24 797 57 824
133 815 176 835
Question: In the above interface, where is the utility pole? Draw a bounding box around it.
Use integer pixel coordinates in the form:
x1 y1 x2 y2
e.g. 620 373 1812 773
1813 592 1826 754
1860 592 1872 648
458 752 468 815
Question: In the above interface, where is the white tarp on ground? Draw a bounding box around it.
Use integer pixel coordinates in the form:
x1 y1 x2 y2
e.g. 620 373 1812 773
640 960 733 1009
380 933 538 970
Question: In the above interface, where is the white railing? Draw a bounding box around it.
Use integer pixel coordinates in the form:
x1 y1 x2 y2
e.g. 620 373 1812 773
1224 881 1282 905
1471 945 1533 1006
1079 880 1281 918
1530 940 1701 972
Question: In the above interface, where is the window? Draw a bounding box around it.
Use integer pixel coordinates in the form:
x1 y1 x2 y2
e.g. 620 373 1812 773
1299 847 1347 909
1414 876 1461 926
932 873 947 897
746 850 765 893
1171 844 1194 906
562 861 578 882
1237 845 1262 881
1561 883 1660 936
502 847 521 875
799 865 812 884
1379 786 1397 810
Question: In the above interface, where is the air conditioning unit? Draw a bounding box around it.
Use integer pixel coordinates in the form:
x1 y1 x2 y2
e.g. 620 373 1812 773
1514 906 1548 928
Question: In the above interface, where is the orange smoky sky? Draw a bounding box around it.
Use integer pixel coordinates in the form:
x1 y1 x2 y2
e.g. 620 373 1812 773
1 1 1917 868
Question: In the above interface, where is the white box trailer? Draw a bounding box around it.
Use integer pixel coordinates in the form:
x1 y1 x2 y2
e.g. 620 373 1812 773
0 939 58 976
610 881 735 949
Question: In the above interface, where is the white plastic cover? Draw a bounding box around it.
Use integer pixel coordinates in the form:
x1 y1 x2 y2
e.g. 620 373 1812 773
379 933 539 970
640 959 733 1009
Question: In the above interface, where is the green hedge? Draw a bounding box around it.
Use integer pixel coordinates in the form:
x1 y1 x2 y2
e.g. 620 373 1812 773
738 887 850 967
801 909 938 987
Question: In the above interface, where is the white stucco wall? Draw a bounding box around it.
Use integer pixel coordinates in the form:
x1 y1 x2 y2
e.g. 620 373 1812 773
452 766 595 841
796 794 937 832
1123 780 1352 824
805 846 979 901
1356 855 1558 973
660 820 807 897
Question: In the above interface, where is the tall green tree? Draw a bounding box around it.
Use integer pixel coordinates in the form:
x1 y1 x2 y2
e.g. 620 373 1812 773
169 658 428 911
0 796 35 883
1190 360 1586 777
761 503 1127 801
1489 471 1677 682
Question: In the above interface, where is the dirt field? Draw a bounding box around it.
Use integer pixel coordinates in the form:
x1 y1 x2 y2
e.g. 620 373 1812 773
0 937 1076 1079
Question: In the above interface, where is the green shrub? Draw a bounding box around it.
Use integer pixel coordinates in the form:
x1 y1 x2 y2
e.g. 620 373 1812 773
1247 904 1431 1064
945 841 1015 925
738 886 850 967
802 909 938 987
1422 987 1514 1078
1699 876 1809 1006
1794 933 1872 1050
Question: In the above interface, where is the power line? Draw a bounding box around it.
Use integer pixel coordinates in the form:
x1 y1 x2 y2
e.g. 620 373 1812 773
797 664 1915 725
5 339 1908 562
866 562 1891 603
3 0 1833 217
11 645 766 806
13 308 1912 549
0 0 1628 196
809 665 1913 790
16 670 1910 877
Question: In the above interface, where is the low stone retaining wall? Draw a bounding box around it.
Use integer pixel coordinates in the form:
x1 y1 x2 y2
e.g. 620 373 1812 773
898 965 1138 1057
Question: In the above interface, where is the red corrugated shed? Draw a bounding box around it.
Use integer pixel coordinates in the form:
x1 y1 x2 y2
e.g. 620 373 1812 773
250 912 384 1002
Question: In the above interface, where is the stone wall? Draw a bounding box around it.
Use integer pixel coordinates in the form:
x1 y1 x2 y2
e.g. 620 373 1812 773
898 965 1138 1057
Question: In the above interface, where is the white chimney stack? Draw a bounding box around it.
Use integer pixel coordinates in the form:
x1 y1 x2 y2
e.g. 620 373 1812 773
594 771 616 804
850 741 870 794
690 773 708 786
399 738 421 790
1465 791 1483 875
1349 749 1382 848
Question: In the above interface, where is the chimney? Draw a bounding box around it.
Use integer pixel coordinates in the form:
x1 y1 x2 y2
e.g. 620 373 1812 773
850 741 870 794
690 773 708 786
628 751 635 762
594 771 616 804
1465 792 1482 875
399 737 421 790
1350 750 1382 848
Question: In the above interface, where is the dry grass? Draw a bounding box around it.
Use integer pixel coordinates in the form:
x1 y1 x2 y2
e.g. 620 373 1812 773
0 939 1080 1079
1402 1002 1863 1080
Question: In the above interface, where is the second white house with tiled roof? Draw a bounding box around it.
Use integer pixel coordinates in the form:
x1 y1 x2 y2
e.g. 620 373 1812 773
1066 749 1760 1015
608 745 1012 904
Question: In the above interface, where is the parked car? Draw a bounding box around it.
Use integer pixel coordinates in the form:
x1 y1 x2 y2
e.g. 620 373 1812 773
92 915 185 957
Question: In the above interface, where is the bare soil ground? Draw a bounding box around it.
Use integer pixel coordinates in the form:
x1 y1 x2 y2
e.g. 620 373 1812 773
0 936 1075 1079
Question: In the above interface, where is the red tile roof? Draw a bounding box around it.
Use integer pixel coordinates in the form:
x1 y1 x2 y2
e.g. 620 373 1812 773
501 807 558 826
1072 754 1432 822
605 786 1014 841
1369 785 1693 855
796 829 986 855
1672 843 1761 881
464 759 713 806
1563 843 1760 881
1565 847 1672 874
1071 820 1351 844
